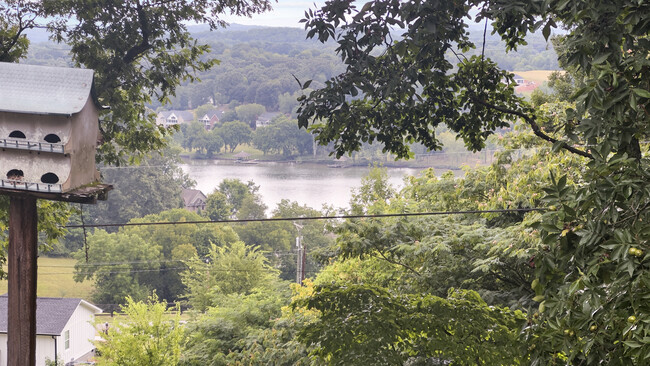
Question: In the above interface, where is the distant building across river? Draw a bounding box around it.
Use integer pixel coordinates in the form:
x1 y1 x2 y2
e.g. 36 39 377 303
182 188 207 213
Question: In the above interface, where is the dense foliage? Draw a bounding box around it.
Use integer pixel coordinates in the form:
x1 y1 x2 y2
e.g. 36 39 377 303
0 0 271 276
298 286 525 365
56 146 191 256
75 209 240 307
95 294 184 366
9 0 649 363
252 115 314 156
297 0 650 363
19 23 558 114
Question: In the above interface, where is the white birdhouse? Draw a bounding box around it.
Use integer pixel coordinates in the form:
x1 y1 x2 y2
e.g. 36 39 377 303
0 62 101 195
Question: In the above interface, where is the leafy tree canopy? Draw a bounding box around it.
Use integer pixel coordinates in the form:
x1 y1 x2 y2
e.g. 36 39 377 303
181 281 294 366
0 0 271 273
252 115 314 157
73 230 159 306
1 0 272 165
217 120 253 152
235 103 266 126
86 145 192 228
297 285 525 365
298 0 650 363
211 178 266 219
95 294 184 366
75 209 240 306
182 241 278 311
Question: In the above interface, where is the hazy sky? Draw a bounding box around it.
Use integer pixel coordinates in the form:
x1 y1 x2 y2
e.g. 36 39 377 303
220 0 327 27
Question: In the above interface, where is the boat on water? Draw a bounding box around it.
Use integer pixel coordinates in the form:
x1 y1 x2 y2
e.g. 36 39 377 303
237 159 259 165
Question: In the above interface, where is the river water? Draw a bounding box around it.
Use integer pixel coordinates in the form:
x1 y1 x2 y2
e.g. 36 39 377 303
181 160 430 211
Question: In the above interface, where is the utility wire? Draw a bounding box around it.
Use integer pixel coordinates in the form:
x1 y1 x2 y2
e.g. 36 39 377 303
63 208 545 229
38 252 303 268
43 266 320 276
45 267 187 275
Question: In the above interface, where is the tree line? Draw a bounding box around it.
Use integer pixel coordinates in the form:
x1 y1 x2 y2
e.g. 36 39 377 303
22 23 559 116
176 112 314 158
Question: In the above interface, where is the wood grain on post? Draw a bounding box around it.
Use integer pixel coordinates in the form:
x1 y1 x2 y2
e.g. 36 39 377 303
8 196 38 366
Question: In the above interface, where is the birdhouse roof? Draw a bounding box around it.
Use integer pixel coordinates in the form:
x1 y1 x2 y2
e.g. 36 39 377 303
0 62 96 116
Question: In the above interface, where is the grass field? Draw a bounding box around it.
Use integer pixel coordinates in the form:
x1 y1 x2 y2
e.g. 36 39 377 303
0 257 95 298
512 70 560 84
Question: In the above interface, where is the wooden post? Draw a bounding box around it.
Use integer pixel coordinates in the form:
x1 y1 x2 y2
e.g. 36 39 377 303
8 196 38 366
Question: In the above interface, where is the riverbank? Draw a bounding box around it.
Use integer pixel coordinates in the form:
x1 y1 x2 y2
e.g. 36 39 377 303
181 149 497 171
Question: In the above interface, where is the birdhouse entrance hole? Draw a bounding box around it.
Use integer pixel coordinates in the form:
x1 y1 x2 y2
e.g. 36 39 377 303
40 173 59 184
44 134 61 143
7 169 24 180
9 131 25 139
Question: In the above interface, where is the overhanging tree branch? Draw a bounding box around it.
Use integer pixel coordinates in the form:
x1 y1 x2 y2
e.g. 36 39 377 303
122 0 151 65
373 246 422 277
471 97 593 159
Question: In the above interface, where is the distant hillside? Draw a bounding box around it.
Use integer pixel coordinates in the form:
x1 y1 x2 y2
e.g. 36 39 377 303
23 22 559 112
188 23 268 33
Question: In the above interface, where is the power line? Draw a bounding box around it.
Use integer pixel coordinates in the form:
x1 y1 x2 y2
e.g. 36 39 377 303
42 266 299 276
43 259 187 267
63 208 544 229
43 267 187 276
38 252 302 268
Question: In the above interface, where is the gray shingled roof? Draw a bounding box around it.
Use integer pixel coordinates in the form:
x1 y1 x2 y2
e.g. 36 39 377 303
0 62 95 116
200 109 225 119
181 188 206 207
0 295 100 336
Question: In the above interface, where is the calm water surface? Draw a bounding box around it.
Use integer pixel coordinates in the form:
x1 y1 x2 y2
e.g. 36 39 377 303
181 160 432 211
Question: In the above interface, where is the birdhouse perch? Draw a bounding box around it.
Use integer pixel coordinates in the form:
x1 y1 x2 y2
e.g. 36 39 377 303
0 62 110 202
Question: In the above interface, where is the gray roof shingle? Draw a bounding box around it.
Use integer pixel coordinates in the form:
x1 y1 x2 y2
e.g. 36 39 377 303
0 62 95 116
0 295 99 336
182 188 206 207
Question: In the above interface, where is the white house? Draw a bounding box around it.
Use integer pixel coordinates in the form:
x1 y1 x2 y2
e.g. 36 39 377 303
155 110 195 128
255 112 283 128
0 295 102 366
513 74 526 85
198 111 221 130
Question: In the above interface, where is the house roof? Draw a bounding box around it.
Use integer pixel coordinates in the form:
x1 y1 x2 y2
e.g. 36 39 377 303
181 188 207 207
0 295 102 336
158 110 195 122
256 112 282 123
199 110 223 121
0 62 96 116
233 151 251 159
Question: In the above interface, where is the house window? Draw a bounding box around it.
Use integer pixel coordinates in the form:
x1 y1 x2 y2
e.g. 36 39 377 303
64 330 70 350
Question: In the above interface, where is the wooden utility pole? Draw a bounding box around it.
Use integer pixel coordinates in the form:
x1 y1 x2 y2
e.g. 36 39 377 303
8 196 38 366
